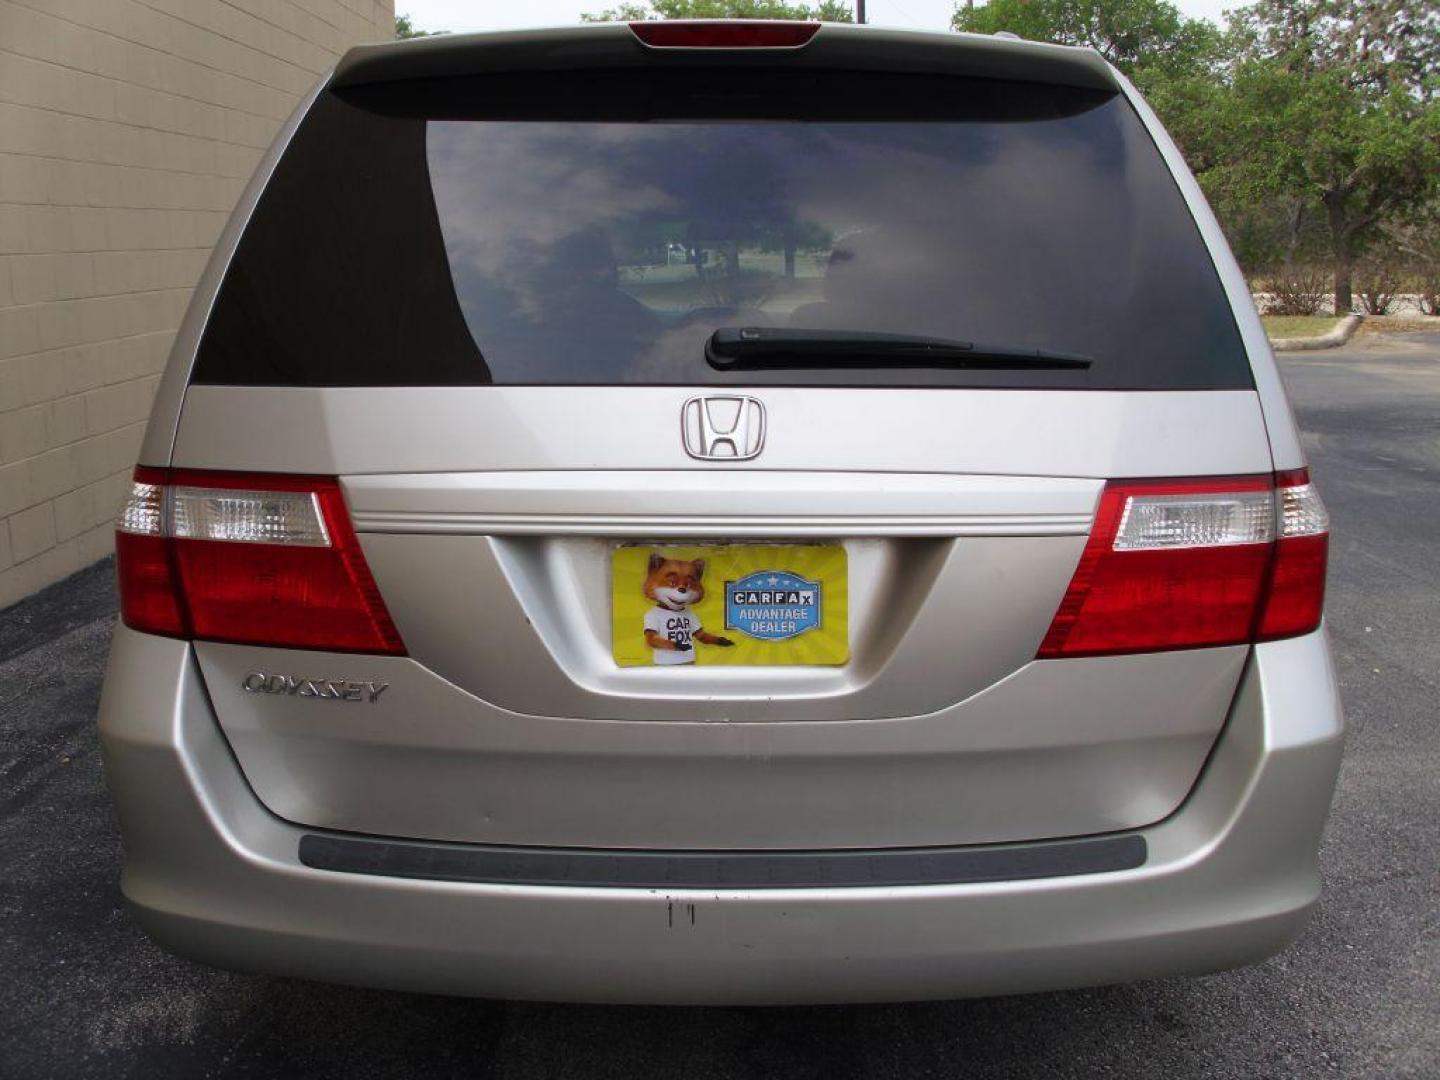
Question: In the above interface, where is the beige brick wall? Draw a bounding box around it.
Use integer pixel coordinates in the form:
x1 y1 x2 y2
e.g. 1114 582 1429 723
0 0 394 608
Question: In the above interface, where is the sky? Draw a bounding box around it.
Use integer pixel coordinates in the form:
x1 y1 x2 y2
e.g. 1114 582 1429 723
397 0 1235 36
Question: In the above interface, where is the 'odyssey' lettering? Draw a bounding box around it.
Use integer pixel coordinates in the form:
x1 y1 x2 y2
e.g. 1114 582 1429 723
242 671 389 703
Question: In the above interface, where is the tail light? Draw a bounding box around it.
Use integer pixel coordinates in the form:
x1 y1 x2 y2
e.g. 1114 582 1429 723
116 468 405 655
1257 469 1330 640
1039 470 1328 658
629 20 821 48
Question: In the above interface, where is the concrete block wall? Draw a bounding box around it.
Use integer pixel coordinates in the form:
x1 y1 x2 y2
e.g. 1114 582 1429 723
0 0 394 607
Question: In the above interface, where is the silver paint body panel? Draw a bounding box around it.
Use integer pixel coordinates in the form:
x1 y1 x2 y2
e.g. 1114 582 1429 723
99 625 1344 1004
171 386 1273 477
357 533 1083 723
193 638 1246 848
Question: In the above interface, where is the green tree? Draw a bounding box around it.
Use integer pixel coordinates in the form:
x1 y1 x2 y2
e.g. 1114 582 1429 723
952 1 1440 312
1229 0 1438 101
583 1 854 22
951 0 1222 89
394 13 442 38
1204 0 1440 312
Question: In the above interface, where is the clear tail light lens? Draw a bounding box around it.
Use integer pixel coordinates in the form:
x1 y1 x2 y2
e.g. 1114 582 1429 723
115 469 405 655
1113 488 1275 550
170 486 330 546
117 475 165 536
1039 471 1328 658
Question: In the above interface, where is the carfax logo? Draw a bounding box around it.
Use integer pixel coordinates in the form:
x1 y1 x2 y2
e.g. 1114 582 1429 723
725 570 822 642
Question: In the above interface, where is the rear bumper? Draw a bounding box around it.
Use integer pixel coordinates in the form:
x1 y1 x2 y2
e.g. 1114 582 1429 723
98 625 1343 1005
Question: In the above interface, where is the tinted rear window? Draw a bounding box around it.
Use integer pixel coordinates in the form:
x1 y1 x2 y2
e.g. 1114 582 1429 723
193 69 1252 390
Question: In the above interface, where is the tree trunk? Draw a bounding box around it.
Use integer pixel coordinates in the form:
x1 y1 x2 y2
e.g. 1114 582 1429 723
1333 246 1354 315
1325 194 1354 315
1283 199 1305 266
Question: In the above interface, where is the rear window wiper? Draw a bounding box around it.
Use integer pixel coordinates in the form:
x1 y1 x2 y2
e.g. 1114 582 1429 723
706 328 1093 371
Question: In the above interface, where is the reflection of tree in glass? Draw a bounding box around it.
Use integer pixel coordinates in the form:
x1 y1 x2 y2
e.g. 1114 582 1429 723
528 226 659 341
757 220 835 277
645 137 812 308
607 209 835 314
611 218 688 268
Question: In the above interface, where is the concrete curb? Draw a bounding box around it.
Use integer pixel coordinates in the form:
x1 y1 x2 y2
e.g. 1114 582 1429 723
1271 314 1363 352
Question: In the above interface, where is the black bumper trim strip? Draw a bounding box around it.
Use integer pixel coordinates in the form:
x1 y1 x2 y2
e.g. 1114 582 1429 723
298 832 1146 890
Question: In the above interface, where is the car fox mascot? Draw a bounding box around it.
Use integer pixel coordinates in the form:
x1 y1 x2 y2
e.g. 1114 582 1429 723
642 553 735 665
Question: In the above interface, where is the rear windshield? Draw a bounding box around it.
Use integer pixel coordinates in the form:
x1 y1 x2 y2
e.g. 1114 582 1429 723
193 69 1252 390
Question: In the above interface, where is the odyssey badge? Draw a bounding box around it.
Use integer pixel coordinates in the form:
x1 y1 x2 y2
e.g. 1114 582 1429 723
242 671 389 703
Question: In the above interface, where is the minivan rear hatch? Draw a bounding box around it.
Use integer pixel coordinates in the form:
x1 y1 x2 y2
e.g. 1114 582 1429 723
169 25 1272 850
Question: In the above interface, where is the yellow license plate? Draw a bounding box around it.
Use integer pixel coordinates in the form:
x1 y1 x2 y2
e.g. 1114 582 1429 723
612 544 848 667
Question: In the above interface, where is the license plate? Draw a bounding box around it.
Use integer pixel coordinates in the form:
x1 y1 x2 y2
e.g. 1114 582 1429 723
612 544 848 667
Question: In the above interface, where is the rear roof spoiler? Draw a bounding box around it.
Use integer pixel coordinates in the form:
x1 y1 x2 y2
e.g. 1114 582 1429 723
331 22 1119 93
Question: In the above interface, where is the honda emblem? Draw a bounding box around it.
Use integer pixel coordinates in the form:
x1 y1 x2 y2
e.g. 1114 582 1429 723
681 396 766 461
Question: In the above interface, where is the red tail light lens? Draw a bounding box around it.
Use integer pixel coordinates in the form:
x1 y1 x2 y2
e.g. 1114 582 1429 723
629 20 820 48
1039 471 1328 658
115 469 405 655
1257 470 1330 640
115 467 185 637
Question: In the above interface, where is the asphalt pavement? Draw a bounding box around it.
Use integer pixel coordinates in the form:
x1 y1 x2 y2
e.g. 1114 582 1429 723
2 333 1437 1079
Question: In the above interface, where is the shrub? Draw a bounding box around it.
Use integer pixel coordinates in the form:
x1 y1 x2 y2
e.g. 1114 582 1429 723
1384 205 1440 315
1257 265 1331 315
1356 252 1403 315
1418 273 1440 316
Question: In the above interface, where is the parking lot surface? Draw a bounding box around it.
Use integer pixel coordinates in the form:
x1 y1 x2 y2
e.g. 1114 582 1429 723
2 334 1437 1079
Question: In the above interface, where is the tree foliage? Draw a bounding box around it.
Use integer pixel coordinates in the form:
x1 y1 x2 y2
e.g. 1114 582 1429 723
394 14 442 38
1199 0 1440 311
583 0 853 22
951 0 1221 89
1228 0 1439 101
954 1 1440 310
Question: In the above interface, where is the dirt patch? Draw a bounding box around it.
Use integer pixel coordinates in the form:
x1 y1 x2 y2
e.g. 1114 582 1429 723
1355 316 1440 335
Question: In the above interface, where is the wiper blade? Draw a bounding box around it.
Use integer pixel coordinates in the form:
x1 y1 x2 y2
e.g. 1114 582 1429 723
706 328 1092 371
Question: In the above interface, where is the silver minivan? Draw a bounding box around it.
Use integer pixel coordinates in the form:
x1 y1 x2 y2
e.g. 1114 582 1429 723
98 21 1343 1004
